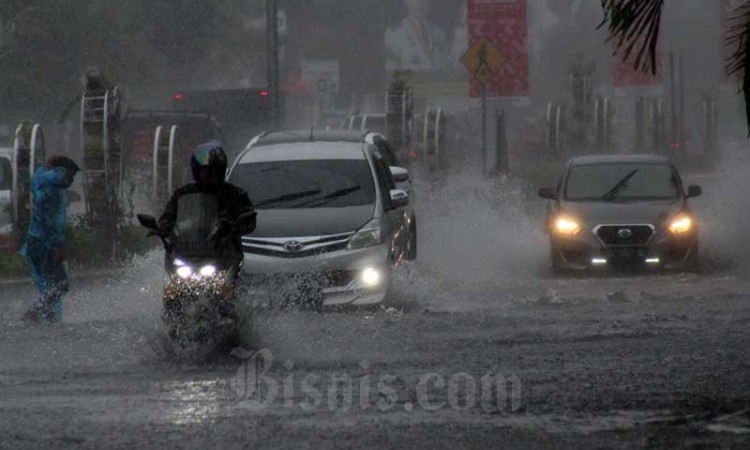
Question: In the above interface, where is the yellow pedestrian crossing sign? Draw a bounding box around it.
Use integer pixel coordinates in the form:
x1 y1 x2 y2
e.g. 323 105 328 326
461 37 506 84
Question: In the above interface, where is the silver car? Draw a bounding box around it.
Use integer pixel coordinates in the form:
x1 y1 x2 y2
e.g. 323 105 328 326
0 148 14 253
227 130 416 308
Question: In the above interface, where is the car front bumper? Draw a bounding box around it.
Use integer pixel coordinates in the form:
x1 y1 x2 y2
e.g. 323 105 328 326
240 244 391 306
550 229 698 271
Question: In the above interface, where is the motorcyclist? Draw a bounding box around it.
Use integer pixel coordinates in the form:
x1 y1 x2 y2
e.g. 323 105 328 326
157 141 256 271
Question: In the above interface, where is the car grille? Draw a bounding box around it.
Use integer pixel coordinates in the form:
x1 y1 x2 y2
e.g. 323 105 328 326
245 270 354 288
596 225 654 246
242 232 354 258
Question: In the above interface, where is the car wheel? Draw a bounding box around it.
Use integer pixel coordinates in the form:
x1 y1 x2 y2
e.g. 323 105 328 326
376 266 395 309
549 245 569 277
685 242 701 273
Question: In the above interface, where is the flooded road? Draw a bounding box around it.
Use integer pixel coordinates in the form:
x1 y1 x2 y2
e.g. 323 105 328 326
2 168 750 449
2 253 750 448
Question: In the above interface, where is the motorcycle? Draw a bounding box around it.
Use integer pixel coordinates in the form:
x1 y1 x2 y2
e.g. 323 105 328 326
137 208 255 344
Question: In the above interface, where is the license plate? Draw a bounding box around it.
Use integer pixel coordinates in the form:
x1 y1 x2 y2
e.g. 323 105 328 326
616 248 636 258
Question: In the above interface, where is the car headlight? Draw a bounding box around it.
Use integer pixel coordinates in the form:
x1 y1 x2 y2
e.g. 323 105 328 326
347 219 382 250
668 214 693 235
553 215 582 236
360 267 383 287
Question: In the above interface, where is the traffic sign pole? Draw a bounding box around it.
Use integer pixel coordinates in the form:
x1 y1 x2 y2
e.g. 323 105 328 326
481 82 487 176
461 36 505 177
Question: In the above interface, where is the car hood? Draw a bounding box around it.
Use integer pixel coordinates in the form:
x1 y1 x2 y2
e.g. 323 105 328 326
560 199 684 226
250 205 375 238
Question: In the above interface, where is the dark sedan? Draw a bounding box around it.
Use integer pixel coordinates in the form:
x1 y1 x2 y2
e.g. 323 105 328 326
538 155 702 271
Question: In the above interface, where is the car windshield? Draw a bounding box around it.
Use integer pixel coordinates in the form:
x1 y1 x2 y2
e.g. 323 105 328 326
230 159 376 210
565 162 680 201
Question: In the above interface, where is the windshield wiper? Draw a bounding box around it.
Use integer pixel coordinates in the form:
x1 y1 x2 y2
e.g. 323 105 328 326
255 189 321 208
601 169 639 201
298 186 362 208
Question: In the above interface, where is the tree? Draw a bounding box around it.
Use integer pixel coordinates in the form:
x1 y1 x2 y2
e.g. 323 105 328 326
599 0 750 133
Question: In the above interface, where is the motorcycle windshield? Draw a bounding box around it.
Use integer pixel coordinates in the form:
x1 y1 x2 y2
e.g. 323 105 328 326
171 193 220 256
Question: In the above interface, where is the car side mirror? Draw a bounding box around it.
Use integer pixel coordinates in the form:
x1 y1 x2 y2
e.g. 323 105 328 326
389 189 409 209
389 166 410 183
686 185 702 198
538 187 558 200
137 214 158 231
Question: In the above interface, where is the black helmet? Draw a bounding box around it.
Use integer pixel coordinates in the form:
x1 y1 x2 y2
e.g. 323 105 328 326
190 141 227 186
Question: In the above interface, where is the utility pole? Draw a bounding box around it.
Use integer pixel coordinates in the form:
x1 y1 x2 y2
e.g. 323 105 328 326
266 0 281 127
669 53 677 158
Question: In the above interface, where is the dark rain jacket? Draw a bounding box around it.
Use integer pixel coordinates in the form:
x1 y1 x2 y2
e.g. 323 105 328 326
158 182 256 266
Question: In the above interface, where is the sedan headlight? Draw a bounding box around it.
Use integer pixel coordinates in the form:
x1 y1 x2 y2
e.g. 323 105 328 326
553 215 582 236
668 214 694 235
347 219 382 250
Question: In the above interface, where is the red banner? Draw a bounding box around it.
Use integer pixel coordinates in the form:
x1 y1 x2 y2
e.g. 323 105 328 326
467 0 529 99
613 35 663 95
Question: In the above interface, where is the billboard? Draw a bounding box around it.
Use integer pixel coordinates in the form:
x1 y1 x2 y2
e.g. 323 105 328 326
383 0 469 96
384 0 466 74
382 0 528 99
466 0 530 99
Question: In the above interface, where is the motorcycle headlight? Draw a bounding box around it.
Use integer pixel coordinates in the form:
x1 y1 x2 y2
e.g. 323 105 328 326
553 215 582 236
199 265 217 277
668 214 694 235
176 266 193 279
347 219 382 250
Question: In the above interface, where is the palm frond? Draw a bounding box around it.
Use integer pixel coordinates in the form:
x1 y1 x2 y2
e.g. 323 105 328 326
599 0 664 75
725 2 750 135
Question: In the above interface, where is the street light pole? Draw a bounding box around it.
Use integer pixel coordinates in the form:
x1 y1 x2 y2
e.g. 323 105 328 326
266 0 281 127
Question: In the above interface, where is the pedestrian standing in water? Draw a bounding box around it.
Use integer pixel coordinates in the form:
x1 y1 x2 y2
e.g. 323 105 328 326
20 156 80 322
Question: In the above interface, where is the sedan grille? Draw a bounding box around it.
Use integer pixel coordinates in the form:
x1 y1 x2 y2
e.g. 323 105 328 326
596 225 654 246
242 232 354 258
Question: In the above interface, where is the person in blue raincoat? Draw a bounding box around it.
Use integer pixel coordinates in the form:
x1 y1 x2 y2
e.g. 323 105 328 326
19 156 80 322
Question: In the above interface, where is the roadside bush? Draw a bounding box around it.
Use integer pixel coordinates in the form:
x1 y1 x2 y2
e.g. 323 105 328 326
0 252 26 278
0 218 156 279
65 217 155 269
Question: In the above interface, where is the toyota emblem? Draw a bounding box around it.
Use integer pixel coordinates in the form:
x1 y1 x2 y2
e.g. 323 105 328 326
284 240 304 252
617 228 633 239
